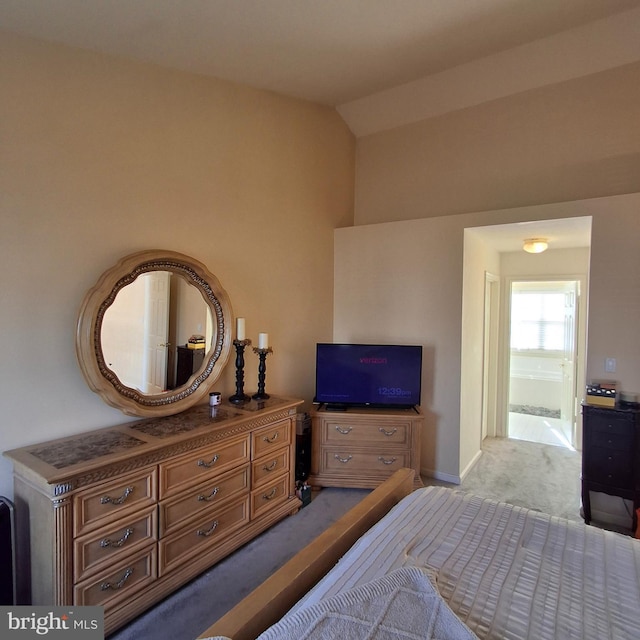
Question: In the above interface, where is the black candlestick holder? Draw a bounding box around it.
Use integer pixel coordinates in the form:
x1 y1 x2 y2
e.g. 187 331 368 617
229 339 252 404
252 347 273 400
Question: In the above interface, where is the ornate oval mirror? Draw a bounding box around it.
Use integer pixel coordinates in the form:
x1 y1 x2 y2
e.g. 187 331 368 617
76 250 233 417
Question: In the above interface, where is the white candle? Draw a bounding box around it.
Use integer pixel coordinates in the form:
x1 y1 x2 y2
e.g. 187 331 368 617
236 317 245 341
258 333 269 349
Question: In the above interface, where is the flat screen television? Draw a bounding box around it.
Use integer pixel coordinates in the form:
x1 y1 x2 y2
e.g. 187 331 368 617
313 343 422 410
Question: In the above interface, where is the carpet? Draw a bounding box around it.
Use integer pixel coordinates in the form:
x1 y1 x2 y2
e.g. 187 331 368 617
108 487 370 640
459 437 582 522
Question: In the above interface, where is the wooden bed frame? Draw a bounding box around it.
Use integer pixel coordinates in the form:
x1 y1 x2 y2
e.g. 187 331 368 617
197 467 416 640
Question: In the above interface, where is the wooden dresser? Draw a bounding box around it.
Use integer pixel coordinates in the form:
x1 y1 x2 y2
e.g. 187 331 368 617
307 405 424 490
4 396 302 634
581 403 640 531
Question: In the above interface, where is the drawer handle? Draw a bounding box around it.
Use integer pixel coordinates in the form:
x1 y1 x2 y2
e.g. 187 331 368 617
263 460 278 472
197 487 219 502
262 488 278 501
101 567 134 591
100 486 134 505
197 520 219 537
378 456 397 465
335 425 353 435
100 527 134 549
263 432 279 444
379 427 398 437
197 454 219 469
334 454 353 464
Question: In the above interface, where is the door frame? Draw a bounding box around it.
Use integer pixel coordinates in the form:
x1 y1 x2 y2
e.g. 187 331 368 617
481 272 500 442
143 270 171 394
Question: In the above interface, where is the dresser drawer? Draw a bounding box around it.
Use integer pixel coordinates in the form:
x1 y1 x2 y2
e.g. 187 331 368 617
159 436 250 499
588 414 634 437
590 430 632 451
158 496 250 576
585 447 633 487
323 420 410 446
159 465 250 537
323 448 410 476
74 467 157 537
252 447 290 488
251 420 292 460
250 474 290 519
74 505 157 583
74 544 157 607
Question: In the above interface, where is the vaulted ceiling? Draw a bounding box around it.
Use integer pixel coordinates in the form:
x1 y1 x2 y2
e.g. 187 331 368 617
2 2 628 248
1 1 638 109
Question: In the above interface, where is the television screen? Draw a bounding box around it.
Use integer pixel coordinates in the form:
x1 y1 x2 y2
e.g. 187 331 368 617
314 343 422 409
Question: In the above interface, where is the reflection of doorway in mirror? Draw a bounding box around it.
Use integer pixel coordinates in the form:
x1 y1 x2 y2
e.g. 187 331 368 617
102 276 147 390
102 272 170 394
102 271 214 393
144 272 171 394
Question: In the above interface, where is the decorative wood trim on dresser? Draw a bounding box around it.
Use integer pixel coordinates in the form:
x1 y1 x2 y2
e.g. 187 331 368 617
4 396 302 635
307 404 424 490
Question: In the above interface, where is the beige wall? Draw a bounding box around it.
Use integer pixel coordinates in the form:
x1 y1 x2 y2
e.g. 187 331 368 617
354 63 640 225
334 215 463 480
344 58 640 487
0 32 355 499
3 26 638 506
335 195 640 481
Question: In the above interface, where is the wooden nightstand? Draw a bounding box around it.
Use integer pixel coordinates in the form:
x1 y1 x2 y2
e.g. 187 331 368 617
308 405 424 490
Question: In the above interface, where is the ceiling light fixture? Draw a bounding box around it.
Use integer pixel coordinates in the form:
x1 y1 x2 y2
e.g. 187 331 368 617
523 238 548 254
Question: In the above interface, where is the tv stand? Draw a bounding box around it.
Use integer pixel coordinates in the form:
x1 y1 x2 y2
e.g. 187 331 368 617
308 405 423 490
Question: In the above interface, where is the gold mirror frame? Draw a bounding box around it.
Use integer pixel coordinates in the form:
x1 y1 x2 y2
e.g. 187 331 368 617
76 250 233 417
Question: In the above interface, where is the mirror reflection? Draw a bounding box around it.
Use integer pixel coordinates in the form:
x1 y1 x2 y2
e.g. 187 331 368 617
102 271 214 394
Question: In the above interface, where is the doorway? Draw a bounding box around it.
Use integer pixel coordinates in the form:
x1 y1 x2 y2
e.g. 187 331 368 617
143 271 171 394
507 279 579 450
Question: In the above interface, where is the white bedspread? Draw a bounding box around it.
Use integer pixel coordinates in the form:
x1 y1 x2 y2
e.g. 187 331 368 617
292 486 640 640
257 567 478 640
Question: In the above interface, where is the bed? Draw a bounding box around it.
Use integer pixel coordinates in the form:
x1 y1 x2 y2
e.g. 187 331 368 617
198 468 640 640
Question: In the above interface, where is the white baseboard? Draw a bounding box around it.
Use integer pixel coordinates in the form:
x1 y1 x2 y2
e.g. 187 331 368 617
421 448 482 486
421 467 461 485
459 449 483 482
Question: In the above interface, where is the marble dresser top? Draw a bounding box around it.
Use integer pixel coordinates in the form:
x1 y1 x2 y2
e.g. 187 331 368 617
4 396 302 486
